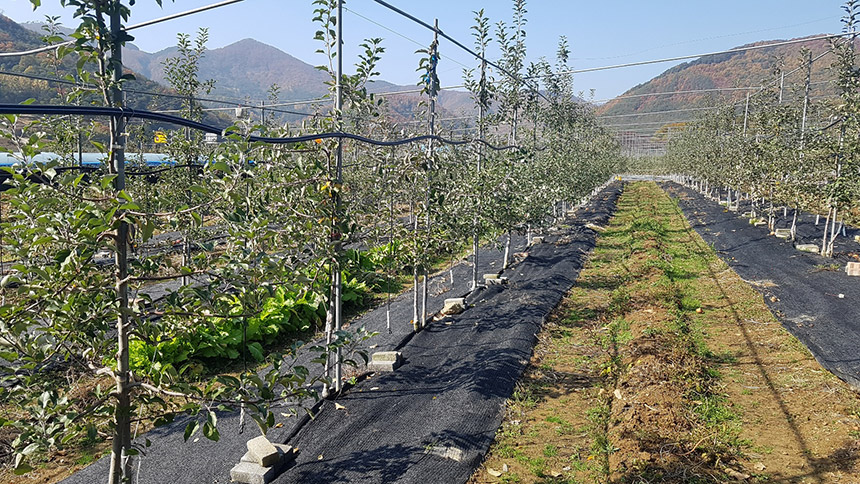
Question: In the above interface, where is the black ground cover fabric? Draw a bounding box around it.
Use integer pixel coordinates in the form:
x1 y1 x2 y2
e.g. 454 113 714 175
663 182 860 388
61 183 621 484
272 183 621 484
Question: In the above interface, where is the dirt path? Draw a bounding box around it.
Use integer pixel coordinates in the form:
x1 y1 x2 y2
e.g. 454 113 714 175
471 182 860 484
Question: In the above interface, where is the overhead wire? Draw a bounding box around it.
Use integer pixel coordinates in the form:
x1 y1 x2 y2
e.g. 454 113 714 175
598 106 723 119
539 33 851 77
0 70 320 118
370 0 549 102
0 0 245 58
600 40 843 135
571 15 839 62
343 6 473 72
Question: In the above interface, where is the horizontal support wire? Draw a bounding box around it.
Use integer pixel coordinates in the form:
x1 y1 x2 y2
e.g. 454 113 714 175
0 70 319 118
0 103 521 151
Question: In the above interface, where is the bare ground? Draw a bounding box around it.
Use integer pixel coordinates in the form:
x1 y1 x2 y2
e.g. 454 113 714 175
471 182 860 484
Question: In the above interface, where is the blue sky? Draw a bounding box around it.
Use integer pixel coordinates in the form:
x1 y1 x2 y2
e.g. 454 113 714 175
0 0 847 101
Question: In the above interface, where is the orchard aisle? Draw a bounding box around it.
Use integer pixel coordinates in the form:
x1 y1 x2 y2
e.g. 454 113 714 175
472 182 860 483
663 181 860 388
267 183 622 484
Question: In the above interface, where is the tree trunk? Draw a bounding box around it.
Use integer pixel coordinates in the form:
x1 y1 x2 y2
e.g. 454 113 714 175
107 4 131 483
821 206 832 257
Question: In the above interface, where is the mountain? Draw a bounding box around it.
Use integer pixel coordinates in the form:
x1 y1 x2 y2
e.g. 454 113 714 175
121 37 475 119
0 15 176 108
0 15 42 50
123 38 332 102
596 35 841 132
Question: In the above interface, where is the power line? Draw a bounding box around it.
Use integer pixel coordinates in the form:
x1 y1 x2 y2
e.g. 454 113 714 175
592 86 760 104
598 106 723 119
571 16 839 62
370 0 548 102
0 0 245 58
125 0 245 31
153 105 317 118
344 6 472 73
602 119 695 128
596 79 836 119
259 84 469 109
594 67 834 106
536 33 851 77
0 69 318 118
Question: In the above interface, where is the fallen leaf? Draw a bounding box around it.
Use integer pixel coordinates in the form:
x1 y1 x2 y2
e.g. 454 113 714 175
754 462 766 471
318 454 324 460
370 387 380 391
613 388 623 400
487 468 502 477
334 403 346 410
274 423 283 428
503 464 509 472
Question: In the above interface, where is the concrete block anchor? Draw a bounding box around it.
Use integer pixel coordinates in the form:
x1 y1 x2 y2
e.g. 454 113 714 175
441 298 466 315
795 244 819 253
230 439 297 484
483 274 508 285
846 262 860 277
368 351 403 372
773 228 791 239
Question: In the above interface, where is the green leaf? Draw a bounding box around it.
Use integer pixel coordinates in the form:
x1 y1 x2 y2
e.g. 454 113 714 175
202 412 219 442
247 342 264 362
183 421 199 442
209 162 230 172
21 442 40 456
0 351 19 362
13 462 33 475
140 219 156 242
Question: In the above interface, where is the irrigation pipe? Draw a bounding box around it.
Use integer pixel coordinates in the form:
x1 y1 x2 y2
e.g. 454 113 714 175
0 103 523 151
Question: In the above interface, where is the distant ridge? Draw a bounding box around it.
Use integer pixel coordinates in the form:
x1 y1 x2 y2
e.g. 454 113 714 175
596 35 843 132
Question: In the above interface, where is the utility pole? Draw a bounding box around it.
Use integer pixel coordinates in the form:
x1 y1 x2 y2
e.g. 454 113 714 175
106 2 131 483
742 92 750 137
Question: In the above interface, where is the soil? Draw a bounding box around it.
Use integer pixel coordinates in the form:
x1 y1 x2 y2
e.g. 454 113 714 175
471 182 860 484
